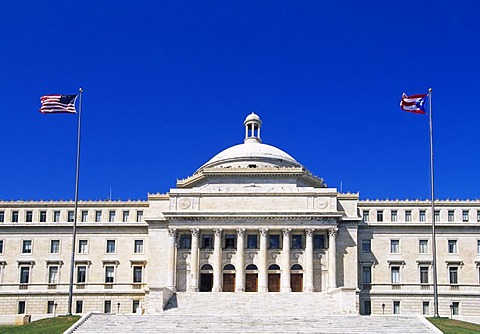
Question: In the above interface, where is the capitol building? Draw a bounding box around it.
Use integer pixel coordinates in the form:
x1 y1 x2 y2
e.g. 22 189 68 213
1 113 479 318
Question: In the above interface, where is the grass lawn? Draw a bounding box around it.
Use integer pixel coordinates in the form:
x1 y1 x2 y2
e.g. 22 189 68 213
427 317 480 334
0 315 80 334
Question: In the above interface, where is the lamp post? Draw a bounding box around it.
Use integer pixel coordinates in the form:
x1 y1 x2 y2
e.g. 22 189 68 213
382 303 385 314
54 302 58 317
117 302 121 314
450 304 453 319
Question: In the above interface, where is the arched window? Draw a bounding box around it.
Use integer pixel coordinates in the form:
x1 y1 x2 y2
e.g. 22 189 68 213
268 264 280 270
291 264 303 270
223 264 235 271
201 264 213 271
246 264 258 270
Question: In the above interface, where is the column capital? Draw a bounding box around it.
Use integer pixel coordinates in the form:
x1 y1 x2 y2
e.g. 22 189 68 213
328 228 338 237
168 228 177 237
191 228 200 237
305 228 315 237
259 228 269 237
236 228 246 237
214 228 223 237
282 228 292 237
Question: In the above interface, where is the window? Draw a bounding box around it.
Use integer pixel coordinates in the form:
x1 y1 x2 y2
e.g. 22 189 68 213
81 211 88 222
449 267 458 284
78 240 88 254
134 240 144 253
18 301 26 314
53 211 60 222
477 210 480 222
363 211 369 222
105 266 115 283
313 235 325 249
106 240 116 253
0 240 4 254
40 211 47 222
390 240 400 253
26 211 33 222
391 210 397 222
419 210 426 222
20 267 30 284
133 266 142 283
377 210 383 222
47 301 55 314
463 210 469 222
122 211 129 222
452 302 459 315
268 235 280 249
419 240 428 254
362 240 371 253
109 211 115 222
104 300 112 313
393 301 400 314
225 234 235 249
291 234 302 249
391 266 400 283
420 266 429 284
422 301 430 315
48 266 59 284
477 240 480 255
12 211 19 222
77 266 86 283
247 234 257 249
434 210 440 222
50 240 60 254
68 211 74 222
75 300 83 314
202 234 213 249
95 211 102 222
448 210 454 222
136 211 143 222
362 266 371 284
22 240 32 254
448 240 457 254
132 300 140 313
405 210 412 222
179 235 191 249
0 211 4 222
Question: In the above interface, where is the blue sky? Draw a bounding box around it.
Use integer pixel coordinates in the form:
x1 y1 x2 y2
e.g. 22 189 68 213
1 1 479 201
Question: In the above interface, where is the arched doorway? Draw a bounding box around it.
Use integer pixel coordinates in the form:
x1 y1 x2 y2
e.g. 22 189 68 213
290 264 303 292
268 264 281 292
200 264 213 292
223 264 236 292
245 264 258 292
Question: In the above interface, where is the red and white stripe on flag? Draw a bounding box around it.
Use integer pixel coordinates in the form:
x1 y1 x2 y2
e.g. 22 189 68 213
39 94 78 114
400 93 427 114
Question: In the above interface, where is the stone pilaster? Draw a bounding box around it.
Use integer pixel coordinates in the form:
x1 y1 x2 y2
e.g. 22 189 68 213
281 228 292 292
259 228 269 292
236 228 246 292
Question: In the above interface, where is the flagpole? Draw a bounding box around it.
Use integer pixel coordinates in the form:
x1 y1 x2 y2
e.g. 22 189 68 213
428 88 440 318
67 88 83 316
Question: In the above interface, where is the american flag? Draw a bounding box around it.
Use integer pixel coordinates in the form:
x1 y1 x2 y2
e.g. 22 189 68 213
400 93 427 114
39 94 78 114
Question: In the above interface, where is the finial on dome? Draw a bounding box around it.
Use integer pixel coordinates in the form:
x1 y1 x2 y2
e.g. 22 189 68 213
244 112 262 143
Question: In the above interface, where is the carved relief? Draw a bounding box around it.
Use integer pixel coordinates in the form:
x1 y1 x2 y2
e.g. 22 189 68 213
259 228 269 237
315 197 329 210
236 228 246 237
282 228 292 237
328 228 338 237
178 197 191 210
305 228 315 237
214 228 223 237
190 228 200 237
168 228 177 237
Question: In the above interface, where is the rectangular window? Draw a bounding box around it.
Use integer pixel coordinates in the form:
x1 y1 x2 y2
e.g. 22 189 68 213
122 211 129 222
26 211 33 222
225 234 236 249
95 211 102 222
477 210 480 222
419 210 426 222
179 235 191 249
81 210 88 222
132 300 140 313
463 210 469 222
420 266 429 284
106 240 116 253
390 240 400 253
136 211 143 222
20 267 30 284
247 234 258 249
448 210 454 222
391 210 397 222
422 301 430 315
405 210 412 222
419 240 428 253
109 211 115 222
268 235 280 249
362 266 371 284
18 301 26 314
12 211 19 222
47 301 55 314
134 240 144 253
104 300 112 313
448 240 457 254
452 302 459 315
105 266 115 283
77 266 86 283
48 266 59 284
377 210 383 222
22 240 32 254
202 234 213 249
393 301 400 314
50 240 60 254
449 267 458 284
67 211 74 222
0 240 4 254
362 240 371 253
0 211 4 222
313 235 325 249
391 266 400 284
133 266 142 283
434 210 440 222
477 240 480 255
363 211 369 222
75 300 83 314
291 234 303 249
40 211 47 222
78 240 88 254
53 211 60 223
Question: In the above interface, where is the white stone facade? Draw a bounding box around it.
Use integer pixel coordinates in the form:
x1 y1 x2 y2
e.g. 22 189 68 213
0 113 479 318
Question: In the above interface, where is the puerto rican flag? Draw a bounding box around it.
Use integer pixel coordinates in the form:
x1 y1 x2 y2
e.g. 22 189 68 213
400 93 427 114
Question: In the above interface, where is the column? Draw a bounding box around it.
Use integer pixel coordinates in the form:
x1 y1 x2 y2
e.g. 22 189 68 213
212 228 223 292
281 228 291 292
328 228 338 290
304 228 315 292
235 228 246 292
190 228 200 292
259 228 268 292
166 228 177 290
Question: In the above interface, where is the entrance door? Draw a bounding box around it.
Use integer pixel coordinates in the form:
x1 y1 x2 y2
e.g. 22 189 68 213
223 273 235 292
176 264 187 292
200 273 213 292
245 273 258 292
268 274 280 292
291 273 303 292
